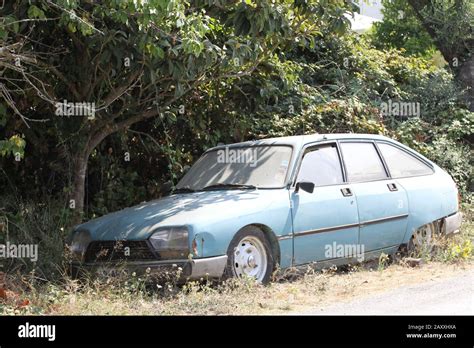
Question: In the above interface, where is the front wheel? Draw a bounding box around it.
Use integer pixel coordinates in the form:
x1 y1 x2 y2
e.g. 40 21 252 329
225 226 274 284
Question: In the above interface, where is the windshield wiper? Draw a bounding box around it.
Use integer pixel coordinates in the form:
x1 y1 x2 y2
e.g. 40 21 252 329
173 186 196 194
201 183 257 191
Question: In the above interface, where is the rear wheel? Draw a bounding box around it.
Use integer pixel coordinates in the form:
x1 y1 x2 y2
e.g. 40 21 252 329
225 226 274 284
408 222 437 253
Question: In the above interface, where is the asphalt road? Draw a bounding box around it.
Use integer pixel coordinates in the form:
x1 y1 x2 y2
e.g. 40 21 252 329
304 269 474 315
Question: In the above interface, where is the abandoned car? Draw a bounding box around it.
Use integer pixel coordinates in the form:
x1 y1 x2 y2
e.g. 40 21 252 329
69 134 462 283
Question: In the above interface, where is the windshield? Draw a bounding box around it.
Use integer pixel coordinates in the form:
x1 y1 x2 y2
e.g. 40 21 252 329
176 145 292 190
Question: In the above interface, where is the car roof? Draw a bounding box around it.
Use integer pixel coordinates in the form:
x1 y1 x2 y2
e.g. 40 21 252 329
208 133 395 151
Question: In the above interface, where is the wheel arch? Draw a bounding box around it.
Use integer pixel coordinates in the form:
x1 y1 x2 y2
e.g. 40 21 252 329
238 223 281 267
403 218 443 245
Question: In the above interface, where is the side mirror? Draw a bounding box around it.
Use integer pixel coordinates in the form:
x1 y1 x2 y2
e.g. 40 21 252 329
160 181 173 196
295 181 315 194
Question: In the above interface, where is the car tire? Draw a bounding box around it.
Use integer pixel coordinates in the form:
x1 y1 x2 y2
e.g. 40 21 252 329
224 226 274 284
408 222 437 253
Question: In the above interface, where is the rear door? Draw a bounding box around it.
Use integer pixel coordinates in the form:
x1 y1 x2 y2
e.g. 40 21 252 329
339 141 409 252
291 142 360 265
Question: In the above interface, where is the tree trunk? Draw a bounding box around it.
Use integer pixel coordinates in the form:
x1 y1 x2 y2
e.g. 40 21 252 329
458 55 474 111
68 101 174 225
71 150 89 225
70 129 109 225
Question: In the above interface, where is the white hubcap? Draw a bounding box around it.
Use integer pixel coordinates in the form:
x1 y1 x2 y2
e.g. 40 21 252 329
233 236 267 282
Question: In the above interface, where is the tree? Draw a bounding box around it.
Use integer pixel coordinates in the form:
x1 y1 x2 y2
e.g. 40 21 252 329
0 0 351 222
406 0 473 110
370 0 436 56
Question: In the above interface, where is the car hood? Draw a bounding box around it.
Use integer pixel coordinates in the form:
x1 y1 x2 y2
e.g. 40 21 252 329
75 189 279 240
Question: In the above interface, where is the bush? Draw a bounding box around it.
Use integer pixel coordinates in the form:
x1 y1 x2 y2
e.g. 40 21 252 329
0 195 72 281
250 34 472 198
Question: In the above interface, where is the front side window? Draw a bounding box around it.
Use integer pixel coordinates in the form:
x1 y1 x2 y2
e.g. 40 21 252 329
340 142 387 183
176 145 292 190
377 143 433 178
296 144 344 186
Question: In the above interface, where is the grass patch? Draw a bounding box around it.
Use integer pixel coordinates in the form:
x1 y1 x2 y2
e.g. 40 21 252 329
1 206 472 315
410 204 473 262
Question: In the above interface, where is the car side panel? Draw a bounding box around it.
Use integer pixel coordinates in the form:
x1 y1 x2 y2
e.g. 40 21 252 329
290 184 360 265
397 166 459 244
352 179 409 251
190 189 295 268
171 138 458 269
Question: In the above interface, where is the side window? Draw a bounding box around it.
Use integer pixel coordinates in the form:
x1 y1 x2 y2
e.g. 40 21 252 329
340 142 387 182
296 144 344 186
378 143 433 178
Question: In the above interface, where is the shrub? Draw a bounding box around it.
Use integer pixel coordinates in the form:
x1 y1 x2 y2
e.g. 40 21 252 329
0 195 72 281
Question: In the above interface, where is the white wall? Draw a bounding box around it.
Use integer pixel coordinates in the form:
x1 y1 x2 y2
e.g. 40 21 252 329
355 0 384 20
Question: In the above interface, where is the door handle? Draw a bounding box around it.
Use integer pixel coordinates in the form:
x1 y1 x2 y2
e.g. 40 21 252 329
341 187 353 197
387 183 398 191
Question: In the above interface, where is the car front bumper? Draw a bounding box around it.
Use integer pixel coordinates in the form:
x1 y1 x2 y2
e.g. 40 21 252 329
71 255 228 280
442 212 462 235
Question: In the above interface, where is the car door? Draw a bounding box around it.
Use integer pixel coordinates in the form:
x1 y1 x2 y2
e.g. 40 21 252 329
339 141 409 252
376 141 438 242
290 142 360 265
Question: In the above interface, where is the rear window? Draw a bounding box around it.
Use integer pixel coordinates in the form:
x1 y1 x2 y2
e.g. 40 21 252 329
377 143 433 178
340 142 387 183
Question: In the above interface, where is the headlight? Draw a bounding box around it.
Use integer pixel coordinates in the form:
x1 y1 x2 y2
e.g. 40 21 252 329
149 227 189 259
70 230 91 262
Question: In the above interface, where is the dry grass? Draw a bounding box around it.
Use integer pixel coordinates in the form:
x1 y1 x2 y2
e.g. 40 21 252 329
1 206 472 316
1 260 471 315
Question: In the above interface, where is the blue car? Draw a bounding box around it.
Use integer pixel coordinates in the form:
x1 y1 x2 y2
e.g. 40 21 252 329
69 134 462 283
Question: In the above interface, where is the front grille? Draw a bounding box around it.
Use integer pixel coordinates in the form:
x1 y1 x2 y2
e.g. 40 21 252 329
84 240 157 263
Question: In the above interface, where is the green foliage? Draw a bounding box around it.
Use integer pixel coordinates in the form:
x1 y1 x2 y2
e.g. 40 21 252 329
27 5 46 19
378 253 390 272
443 239 473 262
415 0 473 62
0 0 472 282
254 97 386 137
244 32 472 199
369 0 436 57
0 135 26 159
0 0 351 207
0 196 73 279
424 137 472 199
